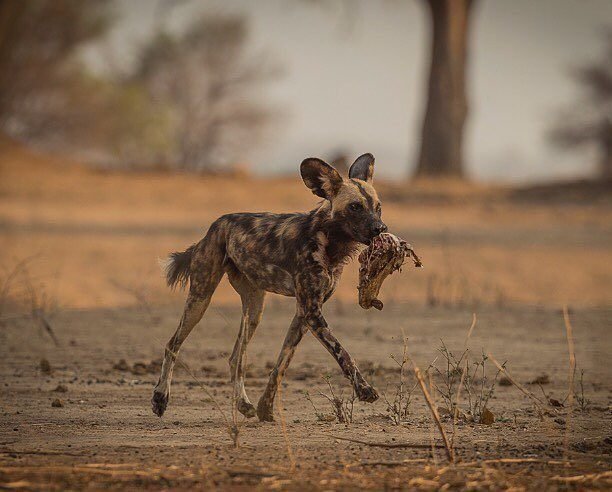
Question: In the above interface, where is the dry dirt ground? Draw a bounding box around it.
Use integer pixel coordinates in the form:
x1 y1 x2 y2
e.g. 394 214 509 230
1 142 611 489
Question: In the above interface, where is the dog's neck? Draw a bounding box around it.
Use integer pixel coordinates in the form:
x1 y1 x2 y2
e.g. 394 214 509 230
310 201 361 268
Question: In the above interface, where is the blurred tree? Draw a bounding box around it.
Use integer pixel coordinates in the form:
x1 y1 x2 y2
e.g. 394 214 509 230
0 0 114 141
329 150 350 176
415 0 476 179
549 29 612 179
132 15 280 172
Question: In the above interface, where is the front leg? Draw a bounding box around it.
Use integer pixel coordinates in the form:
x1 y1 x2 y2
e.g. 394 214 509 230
306 311 379 402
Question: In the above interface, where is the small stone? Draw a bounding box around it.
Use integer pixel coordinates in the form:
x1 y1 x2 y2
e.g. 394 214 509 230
131 362 148 375
499 377 512 386
479 408 495 425
40 359 52 375
528 374 550 385
51 398 63 408
113 359 129 372
53 384 68 393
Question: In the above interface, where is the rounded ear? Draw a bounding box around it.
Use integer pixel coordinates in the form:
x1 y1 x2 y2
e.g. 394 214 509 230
300 158 343 199
348 153 375 183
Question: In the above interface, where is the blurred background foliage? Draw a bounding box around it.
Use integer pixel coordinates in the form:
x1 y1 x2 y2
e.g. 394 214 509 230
0 0 610 180
548 29 612 179
0 0 279 173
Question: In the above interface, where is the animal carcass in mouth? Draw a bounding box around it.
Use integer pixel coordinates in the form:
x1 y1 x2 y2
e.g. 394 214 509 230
358 233 423 310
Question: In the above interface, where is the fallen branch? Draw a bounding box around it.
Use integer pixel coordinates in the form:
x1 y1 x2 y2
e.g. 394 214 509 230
0 466 155 477
224 468 282 478
457 458 570 467
347 459 429 467
551 471 612 483
0 450 82 457
329 435 444 449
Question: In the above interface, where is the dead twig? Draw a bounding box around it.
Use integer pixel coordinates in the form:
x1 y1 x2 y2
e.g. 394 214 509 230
0 450 82 457
224 468 282 478
486 353 547 411
551 471 612 483
0 465 155 477
316 375 356 424
25 278 59 346
277 382 296 472
451 313 476 452
457 458 571 467
412 364 454 462
563 305 576 463
464 312 477 347
347 459 429 467
328 435 444 449
0 256 38 319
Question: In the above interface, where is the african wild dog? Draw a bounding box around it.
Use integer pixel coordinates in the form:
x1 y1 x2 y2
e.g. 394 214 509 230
152 153 387 421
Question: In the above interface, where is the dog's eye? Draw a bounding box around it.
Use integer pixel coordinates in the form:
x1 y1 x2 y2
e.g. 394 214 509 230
349 202 362 212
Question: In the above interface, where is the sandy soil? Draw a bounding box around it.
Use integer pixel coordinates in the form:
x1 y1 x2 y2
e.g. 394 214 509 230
1 303 611 489
1 141 611 489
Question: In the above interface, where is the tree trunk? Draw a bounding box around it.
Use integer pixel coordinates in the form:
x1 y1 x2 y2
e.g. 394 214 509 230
599 118 612 179
415 0 475 179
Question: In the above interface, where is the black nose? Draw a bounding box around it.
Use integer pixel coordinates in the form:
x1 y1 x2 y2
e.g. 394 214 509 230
373 223 388 235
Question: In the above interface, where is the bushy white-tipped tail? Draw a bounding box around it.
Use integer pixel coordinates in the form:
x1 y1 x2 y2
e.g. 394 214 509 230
161 245 195 290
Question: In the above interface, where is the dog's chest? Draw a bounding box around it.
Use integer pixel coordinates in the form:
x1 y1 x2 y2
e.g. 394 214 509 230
322 264 344 302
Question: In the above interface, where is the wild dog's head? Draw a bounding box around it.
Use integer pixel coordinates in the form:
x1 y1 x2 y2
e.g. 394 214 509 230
300 153 387 245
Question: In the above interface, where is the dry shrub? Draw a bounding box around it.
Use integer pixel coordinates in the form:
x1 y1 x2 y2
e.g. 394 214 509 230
0 258 59 345
382 336 417 425
433 341 503 423
304 375 356 424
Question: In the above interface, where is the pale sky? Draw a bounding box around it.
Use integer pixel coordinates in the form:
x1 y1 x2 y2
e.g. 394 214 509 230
95 0 612 182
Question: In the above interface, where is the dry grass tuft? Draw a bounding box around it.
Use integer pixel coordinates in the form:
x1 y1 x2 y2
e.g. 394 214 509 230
305 375 357 424
382 335 418 425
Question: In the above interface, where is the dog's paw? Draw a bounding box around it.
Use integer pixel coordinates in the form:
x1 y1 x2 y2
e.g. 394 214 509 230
256 398 275 422
356 384 379 403
237 399 257 419
151 390 169 417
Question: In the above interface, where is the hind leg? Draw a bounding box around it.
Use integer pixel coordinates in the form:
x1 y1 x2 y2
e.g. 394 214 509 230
227 268 265 418
152 244 224 417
